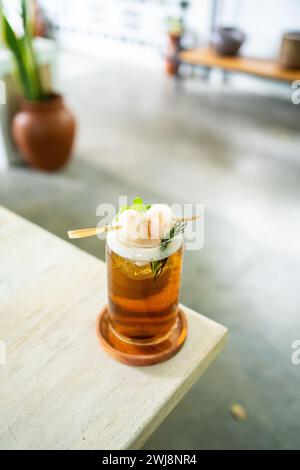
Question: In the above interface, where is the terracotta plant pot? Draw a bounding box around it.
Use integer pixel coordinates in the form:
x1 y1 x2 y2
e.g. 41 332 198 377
166 34 181 76
12 94 76 171
279 32 300 69
211 26 245 56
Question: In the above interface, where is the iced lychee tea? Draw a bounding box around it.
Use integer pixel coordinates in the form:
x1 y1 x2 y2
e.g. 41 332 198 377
106 238 183 345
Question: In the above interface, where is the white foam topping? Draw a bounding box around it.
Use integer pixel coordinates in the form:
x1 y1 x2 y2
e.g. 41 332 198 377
107 230 183 262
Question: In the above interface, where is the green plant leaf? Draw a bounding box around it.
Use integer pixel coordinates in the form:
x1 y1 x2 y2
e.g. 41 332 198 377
21 0 28 34
1 13 33 99
0 1 4 47
2 1 46 101
22 0 45 100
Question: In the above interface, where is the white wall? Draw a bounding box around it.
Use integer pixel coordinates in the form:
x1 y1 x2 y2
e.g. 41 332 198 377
38 0 300 61
38 0 211 58
39 0 184 48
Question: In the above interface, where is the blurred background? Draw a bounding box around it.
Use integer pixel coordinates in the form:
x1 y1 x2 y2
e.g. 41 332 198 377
0 0 300 449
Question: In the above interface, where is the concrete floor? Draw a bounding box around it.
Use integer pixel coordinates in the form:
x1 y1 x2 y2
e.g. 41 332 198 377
1 51 300 449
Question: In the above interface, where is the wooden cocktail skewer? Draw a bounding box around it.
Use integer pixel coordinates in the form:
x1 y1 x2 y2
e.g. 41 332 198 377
67 215 199 240
68 224 122 239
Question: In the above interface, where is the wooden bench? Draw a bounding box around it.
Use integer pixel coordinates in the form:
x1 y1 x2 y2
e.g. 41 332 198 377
180 47 300 83
0 206 227 449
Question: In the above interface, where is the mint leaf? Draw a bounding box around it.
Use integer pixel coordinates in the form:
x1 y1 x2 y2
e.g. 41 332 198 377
130 197 151 213
133 197 143 205
116 198 152 220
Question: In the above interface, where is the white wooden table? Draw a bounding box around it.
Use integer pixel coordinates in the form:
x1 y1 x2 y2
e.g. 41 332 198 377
0 206 227 450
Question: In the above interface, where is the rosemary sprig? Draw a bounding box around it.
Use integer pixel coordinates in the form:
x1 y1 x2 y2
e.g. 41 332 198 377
150 258 168 281
160 221 187 251
150 221 186 280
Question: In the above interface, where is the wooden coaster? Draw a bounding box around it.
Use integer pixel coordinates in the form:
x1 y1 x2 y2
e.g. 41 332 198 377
96 306 188 367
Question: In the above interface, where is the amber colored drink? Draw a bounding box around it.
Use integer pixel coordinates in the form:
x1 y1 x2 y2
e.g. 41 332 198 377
106 243 183 345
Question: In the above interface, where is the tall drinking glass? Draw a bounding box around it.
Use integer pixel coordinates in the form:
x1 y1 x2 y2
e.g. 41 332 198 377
106 232 183 346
